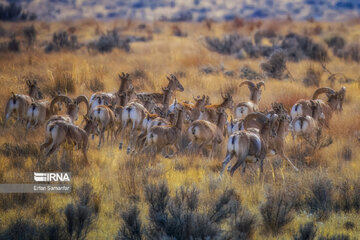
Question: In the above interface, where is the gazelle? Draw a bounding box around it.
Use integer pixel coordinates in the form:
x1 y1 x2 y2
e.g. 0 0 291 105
4 80 44 126
136 74 184 104
91 105 116 148
4 93 33 126
118 101 153 153
187 107 228 157
142 105 186 158
221 112 279 176
169 95 209 123
234 80 265 119
160 86 174 114
291 100 324 139
133 112 171 153
89 72 132 110
25 93 63 130
266 103 299 171
226 116 244 136
40 116 99 164
26 79 43 100
199 92 233 123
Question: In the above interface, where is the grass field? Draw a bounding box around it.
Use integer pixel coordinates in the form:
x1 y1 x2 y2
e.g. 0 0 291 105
0 18 360 239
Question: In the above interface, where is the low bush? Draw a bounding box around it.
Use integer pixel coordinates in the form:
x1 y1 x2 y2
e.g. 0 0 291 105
281 33 328 62
23 25 36 48
143 182 242 239
116 206 143 240
325 36 346 54
205 34 251 55
343 221 355 230
64 202 96 239
260 187 296 235
88 29 130 53
45 31 80 53
225 208 257 240
341 44 360 62
306 174 333 220
260 50 287 79
293 222 317 240
0 218 40 240
8 36 20 52
303 66 322 87
239 66 263 80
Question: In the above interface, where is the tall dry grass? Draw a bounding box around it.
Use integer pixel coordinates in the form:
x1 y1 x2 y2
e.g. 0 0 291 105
0 19 359 239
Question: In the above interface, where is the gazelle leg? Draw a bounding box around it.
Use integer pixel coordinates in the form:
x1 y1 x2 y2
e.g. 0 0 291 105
280 152 299 172
119 121 128 150
241 161 247 173
127 122 137 154
165 145 178 158
229 152 247 176
220 152 233 176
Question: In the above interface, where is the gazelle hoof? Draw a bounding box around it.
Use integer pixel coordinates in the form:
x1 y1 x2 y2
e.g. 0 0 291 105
119 143 123 150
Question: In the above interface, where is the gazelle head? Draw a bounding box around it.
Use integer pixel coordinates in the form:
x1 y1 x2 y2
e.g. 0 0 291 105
271 102 287 115
153 105 166 118
26 79 42 100
220 92 234 109
142 95 156 112
167 74 184 92
118 72 132 93
244 112 279 137
216 107 228 128
268 114 280 137
83 115 100 136
239 80 265 104
193 95 208 109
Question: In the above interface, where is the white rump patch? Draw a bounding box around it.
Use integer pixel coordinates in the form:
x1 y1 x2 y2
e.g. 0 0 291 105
290 104 302 119
235 106 249 119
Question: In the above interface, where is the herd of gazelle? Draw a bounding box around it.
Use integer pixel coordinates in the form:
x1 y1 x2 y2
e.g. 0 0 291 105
4 74 346 176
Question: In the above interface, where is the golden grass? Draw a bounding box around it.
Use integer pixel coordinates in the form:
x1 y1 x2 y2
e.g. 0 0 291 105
0 19 359 239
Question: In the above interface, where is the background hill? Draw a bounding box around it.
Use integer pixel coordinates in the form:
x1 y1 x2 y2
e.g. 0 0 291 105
2 0 360 21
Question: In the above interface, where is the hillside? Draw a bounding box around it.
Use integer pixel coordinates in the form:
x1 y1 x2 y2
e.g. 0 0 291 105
1 0 360 21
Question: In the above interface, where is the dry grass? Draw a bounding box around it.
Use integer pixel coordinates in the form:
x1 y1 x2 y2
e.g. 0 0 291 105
0 19 359 239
